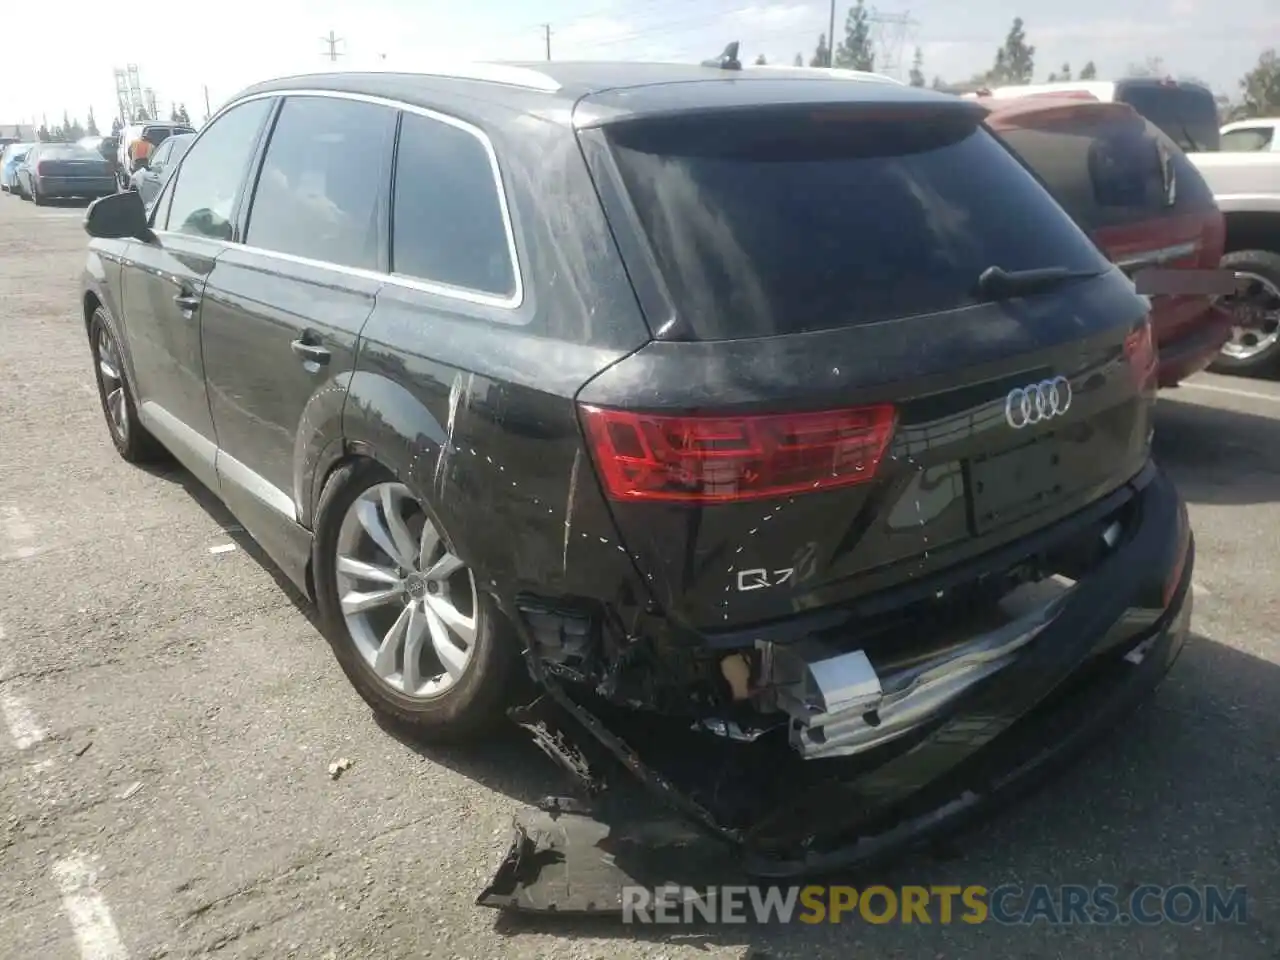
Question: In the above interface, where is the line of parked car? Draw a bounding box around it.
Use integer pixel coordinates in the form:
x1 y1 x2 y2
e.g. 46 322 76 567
1 120 195 205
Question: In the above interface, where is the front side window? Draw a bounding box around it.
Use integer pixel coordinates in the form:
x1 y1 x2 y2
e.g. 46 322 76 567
390 110 517 299
244 95 397 271
149 141 173 169
165 98 273 241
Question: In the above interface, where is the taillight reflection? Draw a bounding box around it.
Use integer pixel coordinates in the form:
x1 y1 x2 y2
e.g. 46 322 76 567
1124 319 1157 389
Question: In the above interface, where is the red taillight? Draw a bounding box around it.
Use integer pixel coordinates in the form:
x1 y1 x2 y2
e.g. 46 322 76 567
579 404 897 504
36 161 49 175
1124 320 1157 388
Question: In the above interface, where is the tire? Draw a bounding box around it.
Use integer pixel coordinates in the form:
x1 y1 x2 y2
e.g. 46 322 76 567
1208 249 1280 377
312 459 522 741
31 184 45 206
88 307 168 463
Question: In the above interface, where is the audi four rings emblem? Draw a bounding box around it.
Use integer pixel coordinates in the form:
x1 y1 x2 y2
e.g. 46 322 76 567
1005 377 1072 429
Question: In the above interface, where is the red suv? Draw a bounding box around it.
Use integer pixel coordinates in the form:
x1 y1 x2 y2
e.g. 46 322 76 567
984 96 1230 387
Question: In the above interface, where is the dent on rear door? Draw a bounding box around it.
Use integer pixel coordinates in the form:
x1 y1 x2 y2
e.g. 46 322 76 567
199 249 376 587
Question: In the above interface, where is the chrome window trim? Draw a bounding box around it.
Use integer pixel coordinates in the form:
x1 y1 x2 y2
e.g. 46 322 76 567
1115 240 1200 272
153 87 525 311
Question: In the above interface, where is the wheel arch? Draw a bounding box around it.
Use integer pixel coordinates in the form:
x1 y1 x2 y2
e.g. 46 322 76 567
304 369 497 586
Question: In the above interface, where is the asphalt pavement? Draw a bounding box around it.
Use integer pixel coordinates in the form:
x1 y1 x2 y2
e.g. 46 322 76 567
1 195 1277 959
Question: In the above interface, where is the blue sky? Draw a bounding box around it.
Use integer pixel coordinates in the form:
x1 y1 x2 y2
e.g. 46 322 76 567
2 0 1275 130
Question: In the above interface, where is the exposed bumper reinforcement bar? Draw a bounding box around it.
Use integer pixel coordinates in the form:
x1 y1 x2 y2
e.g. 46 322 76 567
771 576 1076 759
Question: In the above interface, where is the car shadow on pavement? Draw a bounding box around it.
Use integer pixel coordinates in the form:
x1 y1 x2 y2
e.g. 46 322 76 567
485 632 1280 956
138 458 562 804
33 197 95 208
375 714 562 807
1154 395 1280 505
138 460 322 629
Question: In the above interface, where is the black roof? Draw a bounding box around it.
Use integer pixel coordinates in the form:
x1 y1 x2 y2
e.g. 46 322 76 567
236 61 965 127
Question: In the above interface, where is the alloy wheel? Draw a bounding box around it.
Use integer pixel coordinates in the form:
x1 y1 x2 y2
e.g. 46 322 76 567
1220 271 1280 361
96 325 129 444
334 482 478 700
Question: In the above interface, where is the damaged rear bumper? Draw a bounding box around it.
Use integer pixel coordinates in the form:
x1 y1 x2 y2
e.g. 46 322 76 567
480 463 1193 913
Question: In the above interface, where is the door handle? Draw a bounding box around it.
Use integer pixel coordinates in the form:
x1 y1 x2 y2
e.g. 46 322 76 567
291 338 331 365
173 292 200 316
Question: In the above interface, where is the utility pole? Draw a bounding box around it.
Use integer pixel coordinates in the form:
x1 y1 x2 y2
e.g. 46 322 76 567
542 23 552 61
827 0 836 66
203 85 212 121
320 30 344 62
868 9 919 80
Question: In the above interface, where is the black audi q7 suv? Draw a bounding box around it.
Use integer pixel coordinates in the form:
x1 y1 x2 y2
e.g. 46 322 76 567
80 56 1193 886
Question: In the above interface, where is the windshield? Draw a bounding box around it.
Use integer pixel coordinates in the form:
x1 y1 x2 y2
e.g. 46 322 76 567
1119 83 1220 152
603 107 1110 340
37 144 102 160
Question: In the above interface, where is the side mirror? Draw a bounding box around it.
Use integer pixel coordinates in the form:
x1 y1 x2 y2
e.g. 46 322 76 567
84 191 151 240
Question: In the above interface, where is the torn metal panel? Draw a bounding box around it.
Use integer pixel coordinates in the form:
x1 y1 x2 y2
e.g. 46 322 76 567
477 807 742 915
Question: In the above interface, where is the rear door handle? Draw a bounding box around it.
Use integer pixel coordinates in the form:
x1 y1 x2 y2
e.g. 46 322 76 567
290 338 331 365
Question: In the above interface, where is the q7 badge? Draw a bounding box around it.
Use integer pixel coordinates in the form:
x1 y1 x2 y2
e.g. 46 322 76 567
735 567 796 592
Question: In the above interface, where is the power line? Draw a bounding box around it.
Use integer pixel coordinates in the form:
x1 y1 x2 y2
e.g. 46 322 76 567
320 30 345 62
868 9 919 79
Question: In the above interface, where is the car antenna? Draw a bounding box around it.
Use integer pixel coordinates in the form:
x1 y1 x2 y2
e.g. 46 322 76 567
701 41 742 71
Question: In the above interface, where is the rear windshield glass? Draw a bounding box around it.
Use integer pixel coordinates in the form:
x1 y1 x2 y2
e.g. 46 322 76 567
604 108 1109 340
37 144 101 160
993 108 1217 232
143 126 194 146
1118 84 1219 153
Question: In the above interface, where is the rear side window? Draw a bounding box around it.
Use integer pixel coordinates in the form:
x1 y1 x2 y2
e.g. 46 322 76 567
245 95 397 271
390 111 517 300
1118 83 1219 153
994 109 1216 234
1220 126 1275 152
603 107 1109 340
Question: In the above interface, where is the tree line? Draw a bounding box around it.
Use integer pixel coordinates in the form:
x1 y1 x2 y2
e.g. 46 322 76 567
34 103 193 142
750 3 1280 119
